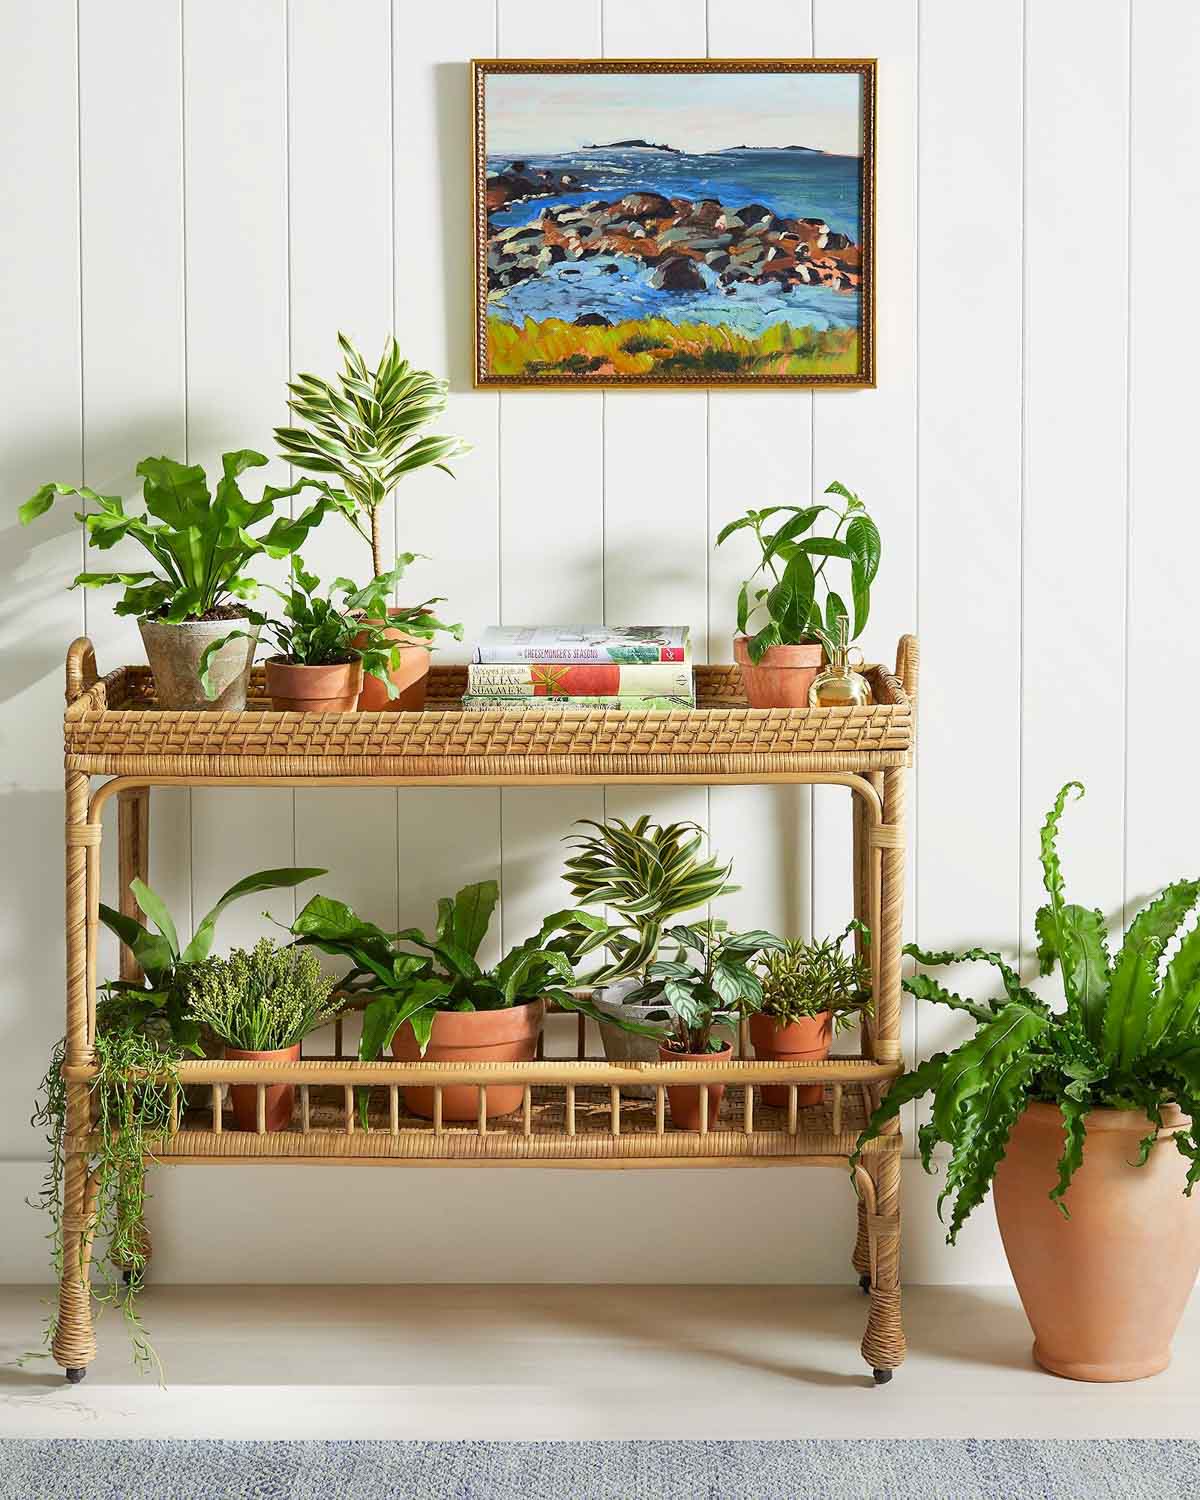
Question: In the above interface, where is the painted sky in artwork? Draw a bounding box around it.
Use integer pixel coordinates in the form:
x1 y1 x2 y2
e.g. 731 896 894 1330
486 71 862 157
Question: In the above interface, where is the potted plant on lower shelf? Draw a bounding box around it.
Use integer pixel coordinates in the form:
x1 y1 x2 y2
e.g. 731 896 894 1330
626 921 785 1129
560 816 737 1093
185 939 344 1131
855 781 1200 1382
715 480 881 708
19 451 332 709
291 881 632 1122
751 922 873 1107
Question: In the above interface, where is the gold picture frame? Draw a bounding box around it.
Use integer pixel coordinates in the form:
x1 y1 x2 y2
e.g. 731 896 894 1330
472 58 876 390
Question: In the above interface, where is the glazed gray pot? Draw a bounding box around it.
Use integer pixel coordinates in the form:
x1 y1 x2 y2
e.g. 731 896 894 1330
139 617 259 711
593 977 665 1098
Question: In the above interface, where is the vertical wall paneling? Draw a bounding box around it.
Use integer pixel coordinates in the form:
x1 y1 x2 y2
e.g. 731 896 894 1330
184 0 295 949
1021 1 1129 961
914 0 1022 1090
1125 4 1200 913
77 0 192 954
706 1 816 944
0 0 83 1150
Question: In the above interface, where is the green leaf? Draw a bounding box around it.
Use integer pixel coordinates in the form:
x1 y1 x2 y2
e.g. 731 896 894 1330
1123 881 1200 1051
938 1052 1041 1243
853 1052 948 1168
845 512 881 585
767 547 816 644
931 1003 1049 1142
129 878 180 958
1150 920 1200 1047
1048 1094 1090 1213
736 582 750 635
903 973 996 1025
715 514 756 546
824 479 861 508
762 506 823 562
451 881 499 961
182 867 326 964
1104 940 1160 1068
97 902 175 979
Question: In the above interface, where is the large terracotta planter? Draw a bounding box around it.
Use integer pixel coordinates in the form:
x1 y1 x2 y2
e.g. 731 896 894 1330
750 1011 832 1108
733 637 823 709
356 609 432 710
225 1044 300 1132
264 656 363 712
993 1101 1200 1381
391 1000 544 1120
660 1041 732 1131
140 616 259 710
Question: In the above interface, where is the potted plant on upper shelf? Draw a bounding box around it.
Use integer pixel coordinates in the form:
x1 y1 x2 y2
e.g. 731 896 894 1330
18 451 332 709
855 781 1200 1382
715 480 881 708
559 816 738 1094
290 881 632 1122
624 921 785 1129
751 922 873 1107
274 333 470 709
197 556 462 711
185 938 343 1131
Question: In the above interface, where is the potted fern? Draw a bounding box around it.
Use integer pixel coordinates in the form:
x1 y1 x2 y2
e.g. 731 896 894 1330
274 333 470 709
855 782 1200 1381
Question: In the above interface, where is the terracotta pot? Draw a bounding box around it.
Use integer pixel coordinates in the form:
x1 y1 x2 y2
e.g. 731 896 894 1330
659 1041 732 1131
733 636 824 709
355 609 432 710
750 1011 832 1108
139 616 259 710
391 1000 544 1120
592 978 662 1098
993 1101 1200 1381
225 1044 300 1132
264 656 363 712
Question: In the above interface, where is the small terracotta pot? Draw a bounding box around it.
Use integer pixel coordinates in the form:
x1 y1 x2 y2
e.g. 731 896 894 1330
264 656 363 712
659 1041 732 1131
733 636 824 709
356 609 432 710
391 1000 544 1120
139 616 259 710
225 1044 300 1132
993 1101 1200 1381
750 1012 832 1108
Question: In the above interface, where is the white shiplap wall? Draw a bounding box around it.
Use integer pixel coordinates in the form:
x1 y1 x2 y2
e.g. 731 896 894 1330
2 0 1197 1285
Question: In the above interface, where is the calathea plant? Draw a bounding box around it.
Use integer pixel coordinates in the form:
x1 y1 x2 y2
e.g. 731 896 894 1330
630 921 785 1054
854 782 1200 1242
715 480 881 663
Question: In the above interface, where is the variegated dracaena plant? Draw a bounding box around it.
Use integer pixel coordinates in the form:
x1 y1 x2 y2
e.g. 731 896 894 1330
854 781 1200 1243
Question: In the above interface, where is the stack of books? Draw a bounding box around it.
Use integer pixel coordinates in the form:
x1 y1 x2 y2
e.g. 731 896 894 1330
463 626 694 711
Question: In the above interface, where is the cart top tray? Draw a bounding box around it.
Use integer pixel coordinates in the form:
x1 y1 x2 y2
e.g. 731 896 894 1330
64 635 917 782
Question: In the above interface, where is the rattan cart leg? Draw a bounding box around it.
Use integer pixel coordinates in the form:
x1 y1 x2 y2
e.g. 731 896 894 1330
860 1148 905 1381
852 1198 872 1291
53 771 97 1379
116 786 150 983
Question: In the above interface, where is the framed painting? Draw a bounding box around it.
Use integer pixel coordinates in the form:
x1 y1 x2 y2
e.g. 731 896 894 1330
472 58 875 389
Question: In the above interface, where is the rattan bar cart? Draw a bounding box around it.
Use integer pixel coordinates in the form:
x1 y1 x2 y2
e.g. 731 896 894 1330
52 633 917 1385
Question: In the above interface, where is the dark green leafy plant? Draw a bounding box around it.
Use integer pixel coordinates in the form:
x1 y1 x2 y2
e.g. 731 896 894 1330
715 480 881 664
197 556 462 699
627 921 786 1054
274 333 470 579
98 866 326 1051
560 817 738 984
18 451 331 622
184 939 342 1051
854 782 1200 1243
757 921 873 1033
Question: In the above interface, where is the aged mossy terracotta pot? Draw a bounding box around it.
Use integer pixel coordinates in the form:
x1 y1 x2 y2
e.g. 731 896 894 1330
733 637 823 709
391 1000 544 1121
264 657 363 712
139 616 258 710
225 1044 300 1133
993 1101 1200 1381
660 1041 732 1131
749 1012 832 1108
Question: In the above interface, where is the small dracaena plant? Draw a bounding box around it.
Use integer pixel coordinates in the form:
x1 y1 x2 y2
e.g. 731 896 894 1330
627 921 787 1054
854 781 1200 1244
560 817 738 984
197 555 462 699
715 480 881 664
18 451 331 621
274 332 470 579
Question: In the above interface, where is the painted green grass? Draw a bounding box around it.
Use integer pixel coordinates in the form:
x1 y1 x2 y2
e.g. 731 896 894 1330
487 316 860 379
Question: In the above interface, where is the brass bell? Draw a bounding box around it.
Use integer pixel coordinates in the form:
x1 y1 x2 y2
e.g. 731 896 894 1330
808 616 873 707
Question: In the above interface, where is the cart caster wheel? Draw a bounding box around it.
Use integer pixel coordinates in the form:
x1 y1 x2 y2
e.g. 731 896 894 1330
858 1273 871 1294
65 1367 86 1384
872 1368 893 1386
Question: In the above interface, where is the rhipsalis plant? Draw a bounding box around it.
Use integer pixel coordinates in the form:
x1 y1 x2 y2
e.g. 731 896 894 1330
274 332 470 579
854 782 1200 1243
184 939 342 1052
716 480 881 663
758 920 874 1032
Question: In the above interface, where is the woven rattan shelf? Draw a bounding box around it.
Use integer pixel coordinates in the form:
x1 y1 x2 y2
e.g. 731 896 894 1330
52 634 916 1384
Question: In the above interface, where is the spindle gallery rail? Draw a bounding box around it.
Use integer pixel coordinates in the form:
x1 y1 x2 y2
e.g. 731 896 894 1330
52 634 917 1385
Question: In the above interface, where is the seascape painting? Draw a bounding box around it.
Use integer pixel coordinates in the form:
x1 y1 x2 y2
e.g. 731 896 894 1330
472 60 874 388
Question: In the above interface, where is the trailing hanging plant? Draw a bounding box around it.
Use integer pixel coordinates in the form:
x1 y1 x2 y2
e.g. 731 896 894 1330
854 781 1200 1244
274 333 470 579
715 480 881 663
757 920 873 1033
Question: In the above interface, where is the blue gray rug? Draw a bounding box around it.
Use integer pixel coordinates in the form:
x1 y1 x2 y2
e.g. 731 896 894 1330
1 1438 1197 1499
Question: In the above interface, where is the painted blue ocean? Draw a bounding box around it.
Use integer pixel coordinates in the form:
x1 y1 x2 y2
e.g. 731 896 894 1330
487 147 862 336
